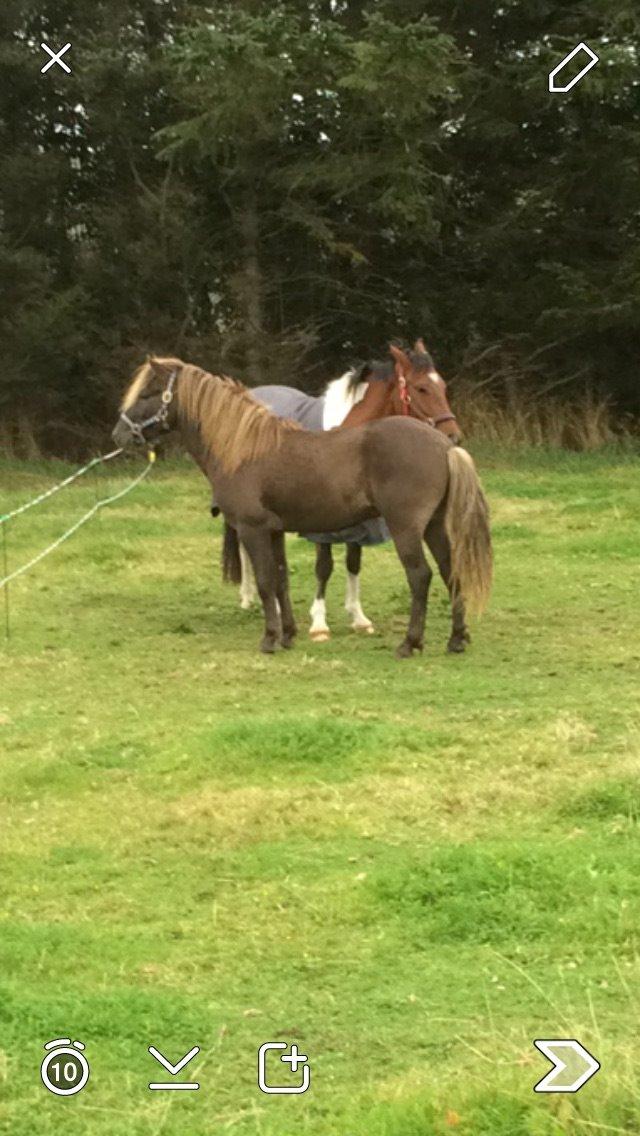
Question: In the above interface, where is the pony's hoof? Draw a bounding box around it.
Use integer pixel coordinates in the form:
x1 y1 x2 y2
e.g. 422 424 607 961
447 638 467 654
281 633 297 650
309 629 330 643
260 638 277 654
395 642 414 659
240 598 255 610
352 622 375 635
447 630 471 653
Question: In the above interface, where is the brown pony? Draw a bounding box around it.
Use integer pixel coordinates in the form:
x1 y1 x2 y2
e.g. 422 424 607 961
113 357 492 657
225 341 461 639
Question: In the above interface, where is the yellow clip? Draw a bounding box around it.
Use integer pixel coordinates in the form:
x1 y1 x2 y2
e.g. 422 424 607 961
148 450 157 464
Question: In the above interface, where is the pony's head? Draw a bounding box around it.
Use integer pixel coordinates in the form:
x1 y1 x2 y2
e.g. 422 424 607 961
389 341 461 443
113 356 182 450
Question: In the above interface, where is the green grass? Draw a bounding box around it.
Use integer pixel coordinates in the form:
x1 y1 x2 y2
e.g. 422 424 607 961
0 446 639 1135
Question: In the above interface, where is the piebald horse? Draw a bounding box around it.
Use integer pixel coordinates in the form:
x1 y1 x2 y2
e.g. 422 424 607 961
113 357 492 658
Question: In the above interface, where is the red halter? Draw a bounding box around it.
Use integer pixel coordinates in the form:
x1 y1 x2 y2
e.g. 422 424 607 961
398 373 411 416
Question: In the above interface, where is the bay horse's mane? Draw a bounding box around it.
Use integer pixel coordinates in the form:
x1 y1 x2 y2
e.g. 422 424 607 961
347 348 436 394
123 357 301 474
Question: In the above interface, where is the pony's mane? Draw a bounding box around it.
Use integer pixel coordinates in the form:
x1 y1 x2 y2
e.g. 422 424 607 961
121 360 158 410
123 357 301 473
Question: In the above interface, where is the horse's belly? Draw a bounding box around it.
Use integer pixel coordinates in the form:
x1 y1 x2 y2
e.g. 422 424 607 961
265 483 375 533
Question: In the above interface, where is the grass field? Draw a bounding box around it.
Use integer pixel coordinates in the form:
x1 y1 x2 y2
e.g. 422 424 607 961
0 445 639 1136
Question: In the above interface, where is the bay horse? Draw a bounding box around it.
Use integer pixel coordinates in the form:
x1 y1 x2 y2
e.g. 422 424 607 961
113 356 491 658
224 341 460 640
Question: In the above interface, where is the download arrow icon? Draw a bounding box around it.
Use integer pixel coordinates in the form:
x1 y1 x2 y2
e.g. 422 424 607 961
534 1039 600 1093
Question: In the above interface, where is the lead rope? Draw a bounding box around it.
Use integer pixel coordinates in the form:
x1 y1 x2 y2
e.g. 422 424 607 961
0 447 124 525
2 523 9 641
1 450 155 639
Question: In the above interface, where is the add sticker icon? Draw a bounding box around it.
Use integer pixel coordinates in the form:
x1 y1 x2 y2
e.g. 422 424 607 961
258 1041 311 1095
41 1038 90 1097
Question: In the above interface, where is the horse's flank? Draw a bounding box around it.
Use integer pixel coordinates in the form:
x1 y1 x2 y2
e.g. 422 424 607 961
123 358 301 474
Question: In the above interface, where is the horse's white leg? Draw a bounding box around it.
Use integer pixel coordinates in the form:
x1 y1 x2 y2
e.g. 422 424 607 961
239 542 258 609
345 544 374 633
309 597 330 641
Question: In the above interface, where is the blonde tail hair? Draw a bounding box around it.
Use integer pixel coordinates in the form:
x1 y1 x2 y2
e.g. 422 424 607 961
445 447 493 616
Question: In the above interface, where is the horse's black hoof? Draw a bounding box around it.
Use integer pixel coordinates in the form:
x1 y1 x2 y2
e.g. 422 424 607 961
447 629 470 653
260 638 277 654
395 642 414 659
447 638 467 654
281 634 296 650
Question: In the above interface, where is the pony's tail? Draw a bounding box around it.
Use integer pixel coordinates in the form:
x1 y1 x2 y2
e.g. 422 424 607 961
445 447 493 616
222 521 242 585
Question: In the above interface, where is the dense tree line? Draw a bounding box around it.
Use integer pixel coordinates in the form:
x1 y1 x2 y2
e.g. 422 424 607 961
1 1 638 454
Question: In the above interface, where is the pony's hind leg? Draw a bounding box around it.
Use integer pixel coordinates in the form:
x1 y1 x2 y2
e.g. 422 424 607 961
272 531 297 649
238 525 281 654
239 542 257 609
345 543 374 633
310 543 333 642
425 514 470 653
387 525 433 658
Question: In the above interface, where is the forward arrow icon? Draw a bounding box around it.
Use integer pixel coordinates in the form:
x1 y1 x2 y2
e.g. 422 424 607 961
534 1039 600 1093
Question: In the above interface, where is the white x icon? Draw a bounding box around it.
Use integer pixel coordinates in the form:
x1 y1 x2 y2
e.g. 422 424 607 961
40 43 72 75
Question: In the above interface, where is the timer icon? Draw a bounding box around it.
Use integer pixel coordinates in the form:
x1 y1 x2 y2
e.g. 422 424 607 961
40 1038 90 1097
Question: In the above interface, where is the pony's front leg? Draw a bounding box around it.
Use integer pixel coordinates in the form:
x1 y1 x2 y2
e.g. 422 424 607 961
310 543 333 642
345 543 374 633
272 531 297 649
239 542 257 609
238 525 281 653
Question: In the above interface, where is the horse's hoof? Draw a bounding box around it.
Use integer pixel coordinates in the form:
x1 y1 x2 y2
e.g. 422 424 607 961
352 622 375 635
240 598 255 610
395 642 414 659
281 633 297 650
309 629 330 643
447 629 470 653
447 638 467 654
260 639 277 654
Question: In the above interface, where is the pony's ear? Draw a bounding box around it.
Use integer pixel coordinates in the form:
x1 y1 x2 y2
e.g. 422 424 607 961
389 344 411 374
147 356 172 378
413 338 427 354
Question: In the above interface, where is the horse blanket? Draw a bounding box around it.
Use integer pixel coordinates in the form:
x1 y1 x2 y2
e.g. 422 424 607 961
250 385 389 546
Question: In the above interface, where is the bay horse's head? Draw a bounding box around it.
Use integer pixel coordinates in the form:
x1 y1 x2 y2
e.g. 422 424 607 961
342 340 461 442
389 342 461 444
113 356 182 450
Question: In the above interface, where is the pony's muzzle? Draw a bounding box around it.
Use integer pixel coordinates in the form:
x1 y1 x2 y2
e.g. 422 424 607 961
112 420 142 450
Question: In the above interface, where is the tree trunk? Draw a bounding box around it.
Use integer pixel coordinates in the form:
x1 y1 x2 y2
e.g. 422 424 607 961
237 182 264 384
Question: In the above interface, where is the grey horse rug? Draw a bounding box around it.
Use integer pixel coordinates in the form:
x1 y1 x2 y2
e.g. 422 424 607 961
236 383 389 546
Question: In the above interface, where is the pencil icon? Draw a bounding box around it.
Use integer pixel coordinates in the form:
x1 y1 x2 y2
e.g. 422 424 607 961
548 43 599 93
